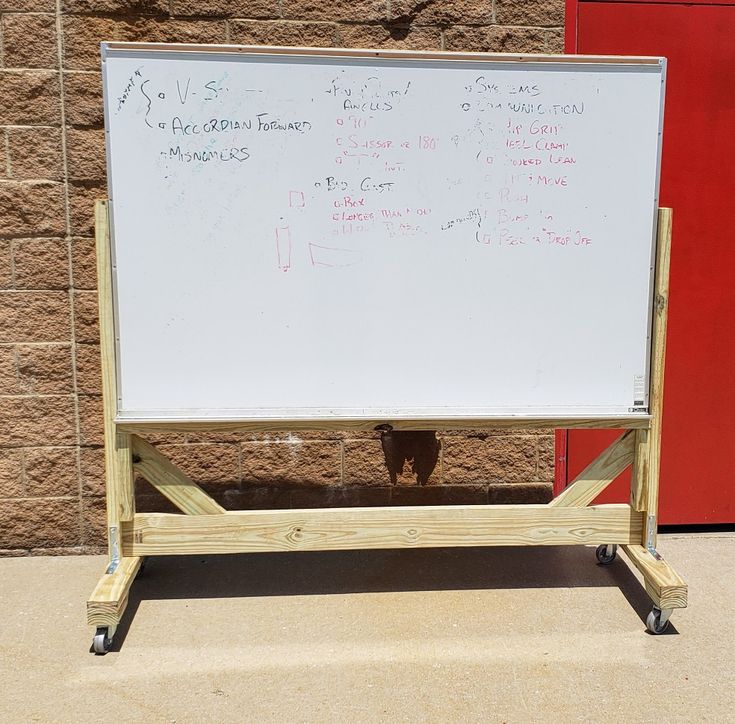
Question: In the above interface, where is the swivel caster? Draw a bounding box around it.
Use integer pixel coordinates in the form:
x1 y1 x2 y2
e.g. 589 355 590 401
92 627 113 655
646 607 672 635
595 544 618 565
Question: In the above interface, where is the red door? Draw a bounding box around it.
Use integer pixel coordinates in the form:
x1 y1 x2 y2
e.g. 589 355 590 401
561 0 735 523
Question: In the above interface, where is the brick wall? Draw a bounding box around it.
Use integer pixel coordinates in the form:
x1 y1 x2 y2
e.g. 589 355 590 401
0 1 562 555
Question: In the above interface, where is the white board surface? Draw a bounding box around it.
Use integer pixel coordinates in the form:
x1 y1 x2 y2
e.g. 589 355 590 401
102 44 665 422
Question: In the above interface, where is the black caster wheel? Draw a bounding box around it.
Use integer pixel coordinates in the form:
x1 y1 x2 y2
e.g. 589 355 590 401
595 544 618 565
92 627 112 655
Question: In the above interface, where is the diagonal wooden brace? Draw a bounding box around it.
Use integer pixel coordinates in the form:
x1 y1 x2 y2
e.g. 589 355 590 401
549 430 635 508
132 435 225 515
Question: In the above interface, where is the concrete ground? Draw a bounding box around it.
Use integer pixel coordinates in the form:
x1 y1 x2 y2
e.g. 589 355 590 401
1 535 733 723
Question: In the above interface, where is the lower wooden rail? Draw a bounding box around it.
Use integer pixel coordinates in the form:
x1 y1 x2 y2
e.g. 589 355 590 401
121 504 643 556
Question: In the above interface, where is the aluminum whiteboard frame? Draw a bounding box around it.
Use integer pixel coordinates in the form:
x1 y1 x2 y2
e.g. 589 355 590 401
101 42 666 425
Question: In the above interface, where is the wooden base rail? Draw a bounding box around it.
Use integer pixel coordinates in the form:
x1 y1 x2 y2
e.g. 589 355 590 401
87 556 142 634
622 544 688 610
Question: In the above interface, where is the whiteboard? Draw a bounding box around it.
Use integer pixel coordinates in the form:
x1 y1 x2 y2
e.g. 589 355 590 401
102 44 666 422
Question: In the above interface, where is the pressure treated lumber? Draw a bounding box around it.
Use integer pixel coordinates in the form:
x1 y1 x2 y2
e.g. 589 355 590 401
549 430 635 508
622 544 687 610
96 200 135 556
87 556 142 630
131 436 225 515
107 42 662 66
643 208 673 545
630 429 649 512
121 505 644 556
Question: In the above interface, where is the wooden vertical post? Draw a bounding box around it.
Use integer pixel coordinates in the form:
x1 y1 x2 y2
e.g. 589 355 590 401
630 428 648 512
88 201 143 650
95 200 135 564
635 207 672 549
614 209 685 620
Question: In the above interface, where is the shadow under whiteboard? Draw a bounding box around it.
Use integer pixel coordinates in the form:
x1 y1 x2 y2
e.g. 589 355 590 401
107 545 677 651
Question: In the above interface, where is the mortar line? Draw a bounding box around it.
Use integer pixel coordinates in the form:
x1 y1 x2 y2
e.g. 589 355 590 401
1 177 68 185
0 443 82 450
0 495 81 502
0 392 79 399
0 231 83 243
1 124 65 130
0 341 71 347
0 178 66 183
0 286 93 292
0 66 61 73
55 0 85 545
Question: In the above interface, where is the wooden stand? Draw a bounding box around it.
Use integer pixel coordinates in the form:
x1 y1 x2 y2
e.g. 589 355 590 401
87 201 687 652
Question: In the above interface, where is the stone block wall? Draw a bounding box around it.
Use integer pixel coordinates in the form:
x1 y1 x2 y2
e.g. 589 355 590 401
0 0 562 555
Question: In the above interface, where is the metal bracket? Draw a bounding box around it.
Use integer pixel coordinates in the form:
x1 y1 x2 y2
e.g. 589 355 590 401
645 514 658 555
656 607 673 627
105 525 121 574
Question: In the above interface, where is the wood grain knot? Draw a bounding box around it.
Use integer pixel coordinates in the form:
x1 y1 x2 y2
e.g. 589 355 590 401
287 526 304 542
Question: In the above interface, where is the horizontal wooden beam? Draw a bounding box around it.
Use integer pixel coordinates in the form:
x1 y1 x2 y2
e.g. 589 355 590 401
87 556 142 630
104 42 663 66
132 435 225 515
622 544 688 610
549 430 636 508
118 416 651 435
122 505 643 556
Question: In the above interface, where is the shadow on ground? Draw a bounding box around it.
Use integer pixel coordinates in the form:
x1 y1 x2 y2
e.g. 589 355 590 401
105 545 675 651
